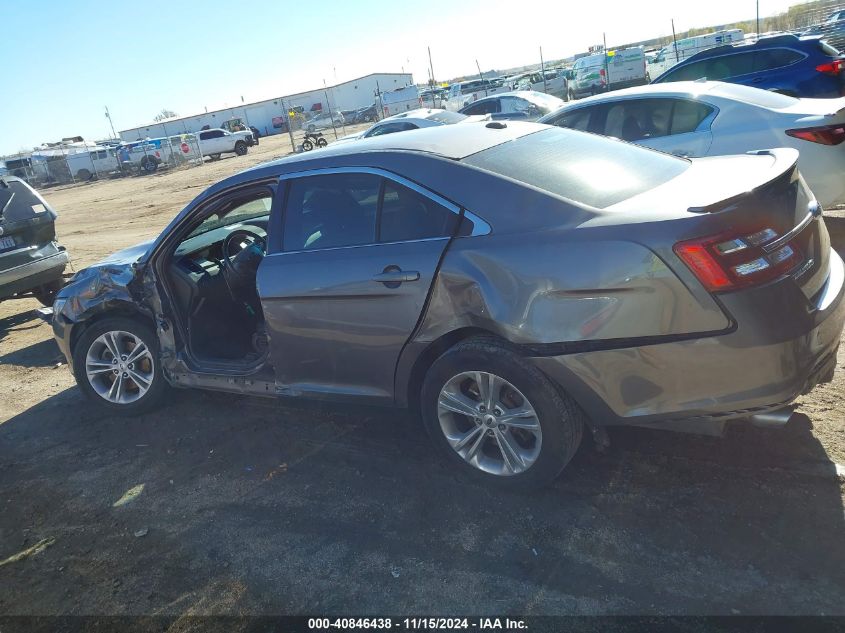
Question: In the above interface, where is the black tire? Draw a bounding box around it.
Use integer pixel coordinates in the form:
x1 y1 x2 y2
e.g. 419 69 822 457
33 279 63 307
72 316 168 416
420 337 584 490
302 139 314 152
209 153 221 161
316 137 328 147
76 168 92 181
140 157 158 174
234 141 248 156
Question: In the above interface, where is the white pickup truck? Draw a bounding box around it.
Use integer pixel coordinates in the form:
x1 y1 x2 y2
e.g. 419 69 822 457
509 71 569 99
196 128 253 160
443 79 510 111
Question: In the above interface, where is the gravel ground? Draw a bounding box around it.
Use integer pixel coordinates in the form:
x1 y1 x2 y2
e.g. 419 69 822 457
0 138 843 616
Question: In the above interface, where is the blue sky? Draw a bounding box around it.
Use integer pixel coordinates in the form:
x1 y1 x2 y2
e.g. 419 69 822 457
1 0 795 155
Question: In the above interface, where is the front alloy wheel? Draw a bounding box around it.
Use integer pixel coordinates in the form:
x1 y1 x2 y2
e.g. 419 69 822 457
438 371 541 476
72 316 167 415
85 330 154 404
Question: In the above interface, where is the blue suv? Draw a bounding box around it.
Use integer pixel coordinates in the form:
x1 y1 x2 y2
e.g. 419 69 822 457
652 34 845 98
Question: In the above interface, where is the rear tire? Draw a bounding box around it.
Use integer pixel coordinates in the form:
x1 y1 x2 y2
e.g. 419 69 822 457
302 139 314 152
316 137 328 147
76 168 92 181
209 153 221 161
33 279 63 307
234 141 248 156
140 157 158 174
420 337 584 490
72 316 168 416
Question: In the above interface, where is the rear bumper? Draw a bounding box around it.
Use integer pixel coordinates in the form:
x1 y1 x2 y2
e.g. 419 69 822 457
0 244 69 300
532 250 845 432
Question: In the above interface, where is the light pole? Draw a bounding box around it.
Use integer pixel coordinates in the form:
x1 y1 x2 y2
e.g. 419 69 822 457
104 106 118 140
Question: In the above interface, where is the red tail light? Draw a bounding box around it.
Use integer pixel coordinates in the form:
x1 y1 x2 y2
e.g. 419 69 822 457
815 59 844 75
786 124 845 145
674 227 802 292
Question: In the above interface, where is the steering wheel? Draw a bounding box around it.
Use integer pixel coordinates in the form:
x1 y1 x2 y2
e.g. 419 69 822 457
221 228 266 284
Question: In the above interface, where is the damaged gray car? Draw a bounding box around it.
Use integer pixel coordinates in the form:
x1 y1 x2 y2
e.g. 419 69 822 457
1 176 70 306
53 122 845 489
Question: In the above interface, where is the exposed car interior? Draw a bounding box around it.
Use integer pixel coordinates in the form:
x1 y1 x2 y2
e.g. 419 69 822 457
167 190 272 363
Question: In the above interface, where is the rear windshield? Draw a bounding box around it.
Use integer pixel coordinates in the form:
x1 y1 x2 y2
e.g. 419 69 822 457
463 128 689 209
427 111 467 124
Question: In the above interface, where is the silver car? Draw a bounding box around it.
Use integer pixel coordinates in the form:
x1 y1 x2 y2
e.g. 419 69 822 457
52 122 845 489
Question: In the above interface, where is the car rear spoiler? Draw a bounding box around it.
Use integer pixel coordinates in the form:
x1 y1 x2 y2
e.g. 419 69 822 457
687 148 799 214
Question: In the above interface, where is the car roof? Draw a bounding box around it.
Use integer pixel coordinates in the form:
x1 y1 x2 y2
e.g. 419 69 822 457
675 33 820 63
383 108 446 121
537 80 809 116
240 121 546 172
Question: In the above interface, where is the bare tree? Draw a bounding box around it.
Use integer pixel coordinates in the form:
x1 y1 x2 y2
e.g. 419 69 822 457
153 109 178 123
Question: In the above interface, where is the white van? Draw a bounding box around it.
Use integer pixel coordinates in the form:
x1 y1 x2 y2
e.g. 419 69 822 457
648 29 744 79
568 47 648 99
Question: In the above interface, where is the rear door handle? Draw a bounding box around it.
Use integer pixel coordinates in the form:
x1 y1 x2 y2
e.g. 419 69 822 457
372 269 420 284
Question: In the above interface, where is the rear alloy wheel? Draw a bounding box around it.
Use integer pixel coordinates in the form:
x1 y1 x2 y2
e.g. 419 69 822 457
234 141 248 156
302 139 314 152
72 317 167 415
421 337 584 489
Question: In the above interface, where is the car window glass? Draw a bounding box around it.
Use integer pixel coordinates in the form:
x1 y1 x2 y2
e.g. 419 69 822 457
603 99 673 141
188 195 272 239
662 59 709 81
379 181 458 243
548 108 592 131
463 99 500 115
283 173 380 251
500 97 533 114
199 131 211 140
711 52 754 78
753 48 804 71
670 100 714 134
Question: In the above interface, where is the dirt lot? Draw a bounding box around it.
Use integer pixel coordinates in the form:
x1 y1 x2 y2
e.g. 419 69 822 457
1 133 844 617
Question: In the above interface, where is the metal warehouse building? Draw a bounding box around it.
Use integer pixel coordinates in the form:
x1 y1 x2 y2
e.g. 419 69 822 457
118 72 414 141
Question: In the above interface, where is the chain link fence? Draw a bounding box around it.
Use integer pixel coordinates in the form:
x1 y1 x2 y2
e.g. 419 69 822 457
1 133 204 188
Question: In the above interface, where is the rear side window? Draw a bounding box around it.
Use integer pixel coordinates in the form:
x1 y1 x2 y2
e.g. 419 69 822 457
547 108 593 131
670 100 714 134
753 48 804 71
463 128 689 209
380 181 458 242
463 100 501 115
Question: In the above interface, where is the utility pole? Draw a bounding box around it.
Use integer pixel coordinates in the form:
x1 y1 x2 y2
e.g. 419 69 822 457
756 0 760 36
671 19 679 65
104 106 118 140
280 99 296 153
476 59 488 96
540 46 547 93
603 33 609 89
323 79 339 140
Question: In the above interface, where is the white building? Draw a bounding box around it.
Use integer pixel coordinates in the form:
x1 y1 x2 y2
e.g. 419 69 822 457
119 72 414 141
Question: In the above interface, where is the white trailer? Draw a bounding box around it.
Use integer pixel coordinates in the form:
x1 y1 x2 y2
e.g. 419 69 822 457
648 29 744 79
380 85 421 117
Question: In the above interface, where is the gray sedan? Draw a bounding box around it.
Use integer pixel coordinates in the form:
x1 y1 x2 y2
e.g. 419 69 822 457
52 121 845 489
459 91 565 121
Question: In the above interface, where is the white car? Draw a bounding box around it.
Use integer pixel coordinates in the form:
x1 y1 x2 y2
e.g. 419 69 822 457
333 109 485 143
196 128 252 160
539 81 845 208
459 91 565 121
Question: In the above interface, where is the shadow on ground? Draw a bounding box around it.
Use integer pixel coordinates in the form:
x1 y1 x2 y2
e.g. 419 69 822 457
0 385 843 616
